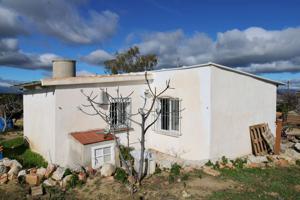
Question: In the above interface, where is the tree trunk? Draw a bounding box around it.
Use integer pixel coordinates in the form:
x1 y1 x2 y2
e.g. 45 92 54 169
1 113 7 132
138 118 146 184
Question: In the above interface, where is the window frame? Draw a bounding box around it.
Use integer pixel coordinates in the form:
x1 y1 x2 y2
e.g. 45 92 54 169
109 98 131 130
155 97 181 137
91 143 115 169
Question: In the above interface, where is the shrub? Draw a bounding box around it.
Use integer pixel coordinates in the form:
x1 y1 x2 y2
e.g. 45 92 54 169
170 163 181 176
181 173 189 181
18 149 48 168
119 145 134 162
233 158 247 169
64 168 72 177
114 167 128 183
67 174 83 189
0 137 24 148
205 160 214 166
221 156 228 164
213 161 220 169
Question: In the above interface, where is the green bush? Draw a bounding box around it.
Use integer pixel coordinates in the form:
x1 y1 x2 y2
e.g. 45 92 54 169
170 163 181 176
221 156 228 164
114 167 128 183
67 174 83 189
18 149 48 168
205 160 214 166
0 137 24 148
119 146 134 162
181 173 189 181
233 158 247 169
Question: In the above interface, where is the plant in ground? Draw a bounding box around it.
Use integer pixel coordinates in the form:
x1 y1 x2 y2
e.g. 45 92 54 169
205 160 214 167
114 167 128 183
221 156 228 164
232 158 247 169
18 149 48 168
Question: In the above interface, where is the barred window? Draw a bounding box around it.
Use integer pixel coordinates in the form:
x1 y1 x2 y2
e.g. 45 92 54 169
158 98 181 134
110 98 131 129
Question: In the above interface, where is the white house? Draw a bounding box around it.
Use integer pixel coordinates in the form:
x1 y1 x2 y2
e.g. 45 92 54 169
20 60 283 169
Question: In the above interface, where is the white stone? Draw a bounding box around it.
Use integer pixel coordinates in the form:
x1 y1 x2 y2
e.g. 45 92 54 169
2 158 12 167
8 166 20 176
61 175 72 188
36 167 46 179
11 160 22 169
52 167 66 181
294 143 300 152
100 163 116 177
182 190 191 198
43 178 57 187
247 155 268 164
18 170 26 178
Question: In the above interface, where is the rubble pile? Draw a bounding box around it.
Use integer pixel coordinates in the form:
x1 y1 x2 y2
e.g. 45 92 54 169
0 157 116 197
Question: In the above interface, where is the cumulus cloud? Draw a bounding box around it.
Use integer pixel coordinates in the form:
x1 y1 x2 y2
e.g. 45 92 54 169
124 27 300 74
80 49 114 66
1 0 119 44
0 38 61 70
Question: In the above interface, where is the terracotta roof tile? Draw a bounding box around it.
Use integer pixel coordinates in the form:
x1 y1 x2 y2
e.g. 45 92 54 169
71 129 114 145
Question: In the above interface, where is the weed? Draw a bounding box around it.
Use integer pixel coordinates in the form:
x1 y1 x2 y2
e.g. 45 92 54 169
154 165 162 174
170 163 181 176
181 173 189 181
205 160 214 166
213 161 220 169
64 168 72 177
18 149 47 168
221 156 228 164
114 167 128 183
67 174 83 189
119 145 134 162
232 158 247 169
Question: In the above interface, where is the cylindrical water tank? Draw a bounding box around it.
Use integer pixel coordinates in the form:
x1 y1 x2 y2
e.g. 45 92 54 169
52 59 76 78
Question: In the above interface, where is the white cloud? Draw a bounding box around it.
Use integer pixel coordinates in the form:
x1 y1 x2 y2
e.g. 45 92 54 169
1 0 119 44
80 49 114 66
125 27 300 74
77 70 96 77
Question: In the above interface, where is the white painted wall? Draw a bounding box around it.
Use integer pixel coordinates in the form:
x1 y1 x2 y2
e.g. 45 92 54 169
23 88 56 163
210 66 277 159
147 67 211 161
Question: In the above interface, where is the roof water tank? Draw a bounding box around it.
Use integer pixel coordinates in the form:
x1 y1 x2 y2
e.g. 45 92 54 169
52 59 76 78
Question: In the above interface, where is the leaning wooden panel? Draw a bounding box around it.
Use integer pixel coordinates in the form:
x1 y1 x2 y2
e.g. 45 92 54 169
249 124 268 156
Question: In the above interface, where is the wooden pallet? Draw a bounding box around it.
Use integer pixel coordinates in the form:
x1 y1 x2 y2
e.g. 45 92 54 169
249 124 269 156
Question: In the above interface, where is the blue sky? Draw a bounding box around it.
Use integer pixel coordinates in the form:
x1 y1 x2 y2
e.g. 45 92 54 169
0 0 300 88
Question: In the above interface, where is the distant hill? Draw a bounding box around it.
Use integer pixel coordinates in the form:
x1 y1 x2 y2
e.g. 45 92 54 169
0 86 22 94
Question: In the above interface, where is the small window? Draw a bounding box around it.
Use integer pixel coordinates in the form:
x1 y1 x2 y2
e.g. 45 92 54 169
110 98 131 129
93 146 113 168
157 98 181 135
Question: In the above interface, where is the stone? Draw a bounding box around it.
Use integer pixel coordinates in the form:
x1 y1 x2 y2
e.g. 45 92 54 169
247 155 268 164
294 143 300 152
36 167 46 179
25 174 40 186
18 170 26 177
246 162 265 168
182 190 191 198
78 172 87 182
8 165 20 176
31 185 43 196
128 175 136 185
202 166 220 177
0 165 7 174
61 175 72 188
284 149 300 160
52 167 65 181
10 160 22 169
45 164 56 178
2 158 12 167
18 170 27 183
86 166 96 177
275 159 289 167
0 173 8 184
29 168 37 174
43 178 57 187
100 163 116 177
225 162 234 169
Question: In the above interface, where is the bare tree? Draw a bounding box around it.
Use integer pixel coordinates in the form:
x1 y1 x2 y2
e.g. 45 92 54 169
78 72 171 185
0 94 23 132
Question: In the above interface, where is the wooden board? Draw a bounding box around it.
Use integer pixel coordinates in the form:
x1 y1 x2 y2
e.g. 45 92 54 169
249 124 269 156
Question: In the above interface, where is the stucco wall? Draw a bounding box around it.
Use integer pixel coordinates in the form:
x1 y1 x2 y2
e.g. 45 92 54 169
146 67 211 161
210 66 277 159
54 81 148 167
23 88 56 163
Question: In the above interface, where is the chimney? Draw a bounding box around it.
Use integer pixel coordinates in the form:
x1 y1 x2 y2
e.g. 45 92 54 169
52 59 76 78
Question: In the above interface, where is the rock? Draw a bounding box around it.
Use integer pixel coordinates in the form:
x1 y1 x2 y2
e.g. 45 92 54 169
2 158 12 167
8 165 20 176
18 170 27 183
100 163 116 177
0 173 8 184
225 162 234 169
31 185 43 196
25 174 40 186
0 165 7 174
43 178 57 187
294 143 300 152
275 159 289 167
247 155 268 164
202 166 220 177
182 190 191 198
128 175 136 185
284 149 300 160
61 175 72 188
45 164 56 178
78 172 87 182
52 167 65 181
10 160 22 169
246 162 265 168
36 167 46 179
29 168 37 174
86 166 96 177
